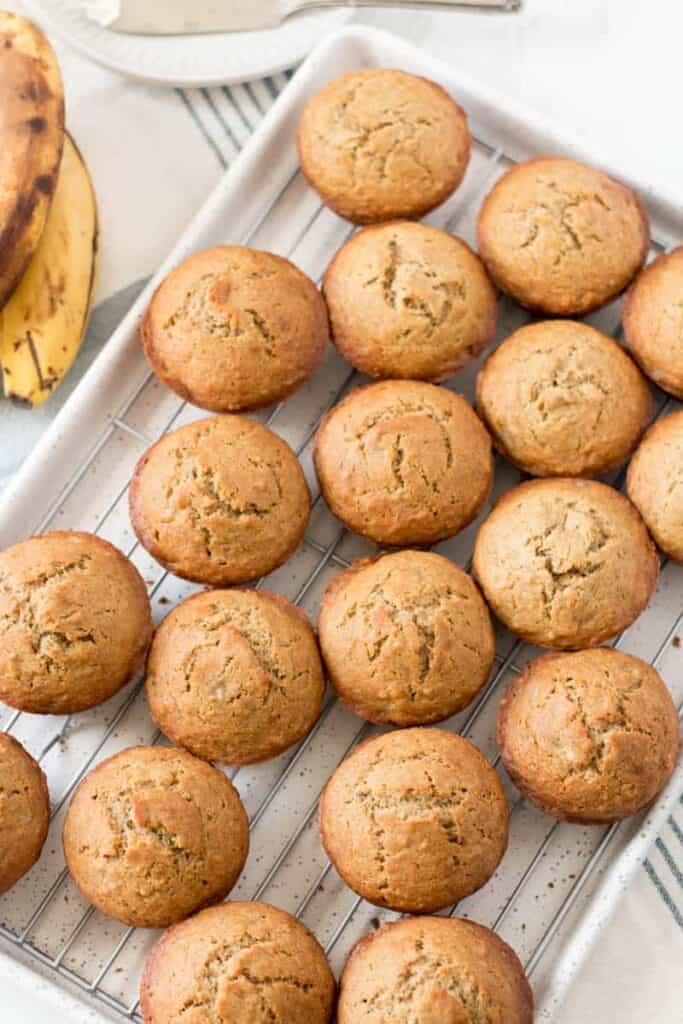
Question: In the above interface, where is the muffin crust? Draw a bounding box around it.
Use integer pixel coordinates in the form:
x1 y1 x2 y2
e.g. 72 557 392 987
623 246 683 398
297 69 471 224
319 728 509 913
141 246 328 413
314 381 493 546
473 478 659 649
140 901 335 1024
0 531 152 714
323 221 497 381
129 415 310 585
0 732 50 895
477 156 649 315
627 409 683 563
497 648 680 823
477 320 651 477
64 746 249 928
146 589 325 765
338 916 533 1024
318 550 495 726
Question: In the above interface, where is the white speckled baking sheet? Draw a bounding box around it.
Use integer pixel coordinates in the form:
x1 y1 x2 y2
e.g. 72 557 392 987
0 26 681 1023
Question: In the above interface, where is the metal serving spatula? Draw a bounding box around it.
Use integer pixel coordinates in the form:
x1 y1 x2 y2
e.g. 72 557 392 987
88 0 520 35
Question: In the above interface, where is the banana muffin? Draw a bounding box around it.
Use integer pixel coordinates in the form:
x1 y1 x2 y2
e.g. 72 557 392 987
627 410 683 562
323 221 497 381
140 901 335 1024
314 381 493 546
297 69 471 224
63 746 249 928
476 319 652 477
473 478 659 649
129 415 310 585
146 589 325 765
338 916 533 1024
0 733 50 895
141 246 328 413
319 728 509 913
497 648 680 823
0 531 152 714
623 246 683 398
477 156 649 315
318 550 495 726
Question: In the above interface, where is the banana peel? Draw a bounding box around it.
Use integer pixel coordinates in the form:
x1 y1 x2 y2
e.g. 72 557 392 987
0 132 98 407
0 12 64 308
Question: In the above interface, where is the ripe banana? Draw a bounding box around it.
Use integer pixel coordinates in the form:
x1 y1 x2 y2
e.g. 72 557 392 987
0 12 64 308
0 133 98 406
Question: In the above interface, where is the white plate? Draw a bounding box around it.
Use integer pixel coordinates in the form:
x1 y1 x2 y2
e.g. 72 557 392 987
19 0 351 86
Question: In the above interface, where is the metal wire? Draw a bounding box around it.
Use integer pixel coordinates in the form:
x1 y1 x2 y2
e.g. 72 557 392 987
1 125 680 1024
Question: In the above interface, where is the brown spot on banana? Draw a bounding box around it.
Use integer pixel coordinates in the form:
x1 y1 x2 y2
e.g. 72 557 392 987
34 173 53 194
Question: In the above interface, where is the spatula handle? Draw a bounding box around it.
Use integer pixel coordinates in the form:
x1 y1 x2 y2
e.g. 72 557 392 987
289 0 520 13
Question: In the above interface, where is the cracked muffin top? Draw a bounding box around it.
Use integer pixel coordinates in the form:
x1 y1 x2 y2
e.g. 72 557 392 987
497 648 680 823
338 916 533 1024
627 409 683 563
129 415 310 586
476 319 652 477
141 246 328 413
477 156 649 315
313 381 493 546
0 531 152 714
63 745 249 928
318 550 495 727
323 221 498 381
623 246 683 399
140 901 335 1024
473 478 659 649
319 728 509 913
146 588 324 765
297 69 471 224
0 733 50 895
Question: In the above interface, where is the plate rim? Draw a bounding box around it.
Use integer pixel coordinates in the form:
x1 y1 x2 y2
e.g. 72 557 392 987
18 0 353 87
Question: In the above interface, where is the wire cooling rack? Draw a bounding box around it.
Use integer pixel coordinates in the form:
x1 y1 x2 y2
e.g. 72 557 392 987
0 30 682 1024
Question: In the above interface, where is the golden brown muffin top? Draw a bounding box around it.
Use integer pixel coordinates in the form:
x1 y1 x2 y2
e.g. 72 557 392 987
0 732 49 895
323 221 497 382
497 648 680 823
476 319 652 477
314 381 493 546
297 69 470 224
0 531 152 714
63 745 249 928
338 916 533 1024
140 901 335 1024
627 409 683 563
146 588 324 765
473 478 658 649
129 415 310 586
623 246 683 398
318 550 495 726
477 156 649 315
319 728 509 913
141 246 328 413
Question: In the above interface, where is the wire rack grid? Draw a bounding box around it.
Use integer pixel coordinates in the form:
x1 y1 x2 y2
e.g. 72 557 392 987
0 103 682 1024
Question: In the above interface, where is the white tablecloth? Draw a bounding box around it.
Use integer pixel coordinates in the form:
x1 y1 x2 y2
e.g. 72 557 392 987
1 0 681 1020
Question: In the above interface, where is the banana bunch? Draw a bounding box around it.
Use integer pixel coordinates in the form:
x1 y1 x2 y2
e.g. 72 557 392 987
0 12 98 407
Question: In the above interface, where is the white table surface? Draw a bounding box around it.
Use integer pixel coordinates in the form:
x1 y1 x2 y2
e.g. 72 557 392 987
2 0 682 1020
